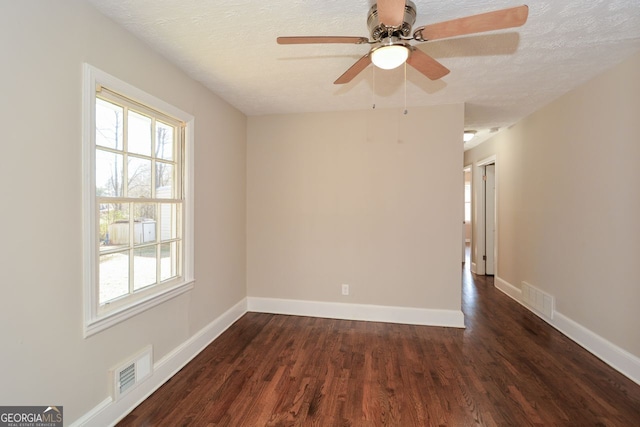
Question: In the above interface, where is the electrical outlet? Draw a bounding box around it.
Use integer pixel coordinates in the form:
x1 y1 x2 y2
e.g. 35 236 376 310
341 284 350 296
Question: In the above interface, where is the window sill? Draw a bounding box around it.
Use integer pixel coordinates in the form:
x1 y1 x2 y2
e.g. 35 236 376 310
84 279 194 338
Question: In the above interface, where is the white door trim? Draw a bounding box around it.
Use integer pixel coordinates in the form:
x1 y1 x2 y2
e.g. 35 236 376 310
474 155 497 276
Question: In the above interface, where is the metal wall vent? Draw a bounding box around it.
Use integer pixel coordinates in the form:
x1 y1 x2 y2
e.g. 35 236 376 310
118 363 136 395
111 345 153 400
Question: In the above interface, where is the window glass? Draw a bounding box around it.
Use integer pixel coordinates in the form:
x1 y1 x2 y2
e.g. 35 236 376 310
160 203 178 241
100 203 129 252
464 183 471 222
96 98 123 150
99 251 129 304
160 242 178 282
127 156 152 198
134 246 157 290
128 110 152 156
156 162 174 198
96 150 124 197
156 121 174 161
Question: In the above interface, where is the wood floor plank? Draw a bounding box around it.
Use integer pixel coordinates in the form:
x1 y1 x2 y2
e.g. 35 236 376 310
119 263 640 426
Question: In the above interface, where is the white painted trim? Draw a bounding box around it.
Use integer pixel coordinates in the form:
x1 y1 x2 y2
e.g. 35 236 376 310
553 312 640 385
247 297 465 328
70 398 112 427
493 277 640 386
473 162 485 275
476 155 497 168
495 276 521 302
472 154 498 277
85 281 194 337
470 262 478 274
492 162 499 278
71 298 248 426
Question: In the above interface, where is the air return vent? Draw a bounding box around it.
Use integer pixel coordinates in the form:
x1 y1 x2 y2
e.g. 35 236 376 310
521 281 555 319
111 346 153 400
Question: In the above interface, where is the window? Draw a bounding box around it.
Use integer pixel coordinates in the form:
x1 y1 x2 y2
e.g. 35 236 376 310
83 64 194 337
464 183 471 222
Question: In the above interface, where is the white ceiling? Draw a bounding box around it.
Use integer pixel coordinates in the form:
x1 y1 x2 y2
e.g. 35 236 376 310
85 0 640 148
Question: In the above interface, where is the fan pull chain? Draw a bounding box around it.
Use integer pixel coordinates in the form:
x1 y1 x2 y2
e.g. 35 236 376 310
372 65 376 109
403 62 408 115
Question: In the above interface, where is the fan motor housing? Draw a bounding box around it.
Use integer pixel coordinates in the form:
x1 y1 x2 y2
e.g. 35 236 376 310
367 1 417 41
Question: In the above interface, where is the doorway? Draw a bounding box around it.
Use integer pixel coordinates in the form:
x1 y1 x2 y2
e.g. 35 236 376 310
484 163 495 276
473 156 497 276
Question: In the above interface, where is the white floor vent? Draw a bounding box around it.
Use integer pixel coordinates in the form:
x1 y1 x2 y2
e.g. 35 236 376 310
111 345 153 400
521 281 555 319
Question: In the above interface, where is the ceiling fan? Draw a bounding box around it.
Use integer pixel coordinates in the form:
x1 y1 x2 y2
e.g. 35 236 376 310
277 1 528 84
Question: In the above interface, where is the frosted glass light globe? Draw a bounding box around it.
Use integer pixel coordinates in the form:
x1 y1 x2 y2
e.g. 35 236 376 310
371 45 409 70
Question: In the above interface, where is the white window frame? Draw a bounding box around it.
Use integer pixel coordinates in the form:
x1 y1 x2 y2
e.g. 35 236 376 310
82 64 194 337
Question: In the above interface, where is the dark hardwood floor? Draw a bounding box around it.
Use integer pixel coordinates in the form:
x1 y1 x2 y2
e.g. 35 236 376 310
119 252 640 426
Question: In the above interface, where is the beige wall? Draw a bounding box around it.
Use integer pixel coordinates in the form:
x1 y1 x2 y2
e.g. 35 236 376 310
248 106 464 311
0 1 246 423
464 52 640 357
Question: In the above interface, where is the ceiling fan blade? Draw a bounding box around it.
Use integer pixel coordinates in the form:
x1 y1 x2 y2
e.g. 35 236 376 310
406 49 450 80
277 36 368 44
377 0 406 27
414 5 529 41
334 54 372 84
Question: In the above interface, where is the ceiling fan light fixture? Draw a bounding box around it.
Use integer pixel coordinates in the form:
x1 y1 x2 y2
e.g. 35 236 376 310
464 130 477 142
371 44 410 70
279 4 529 84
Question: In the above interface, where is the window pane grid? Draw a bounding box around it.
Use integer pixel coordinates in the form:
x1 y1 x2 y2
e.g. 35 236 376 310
97 198 183 305
95 93 183 307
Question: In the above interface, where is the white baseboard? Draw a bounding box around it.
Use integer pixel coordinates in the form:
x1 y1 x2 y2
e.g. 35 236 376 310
69 397 112 427
71 298 248 427
471 262 478 274
493 276 640 386
495 276 522 302
553 312 640 385
247 297 466 328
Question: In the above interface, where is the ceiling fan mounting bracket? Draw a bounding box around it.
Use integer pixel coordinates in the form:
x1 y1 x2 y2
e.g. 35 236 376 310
367 1 417 42
412 29 427 42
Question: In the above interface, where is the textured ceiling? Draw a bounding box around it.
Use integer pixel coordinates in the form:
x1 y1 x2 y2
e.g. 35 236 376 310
85 0 640 147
